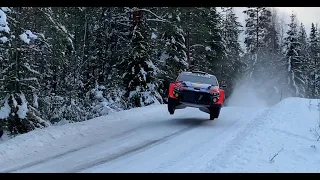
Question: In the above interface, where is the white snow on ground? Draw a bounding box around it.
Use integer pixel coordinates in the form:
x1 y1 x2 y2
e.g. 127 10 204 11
0 97 319 172
205 98 320 173
0 105 262 172
0 132 11 142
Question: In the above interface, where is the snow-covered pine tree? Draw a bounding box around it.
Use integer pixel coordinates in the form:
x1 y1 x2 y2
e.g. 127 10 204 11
205 7 227 81
98 7 139 110
220 7 245 96
276 12 288 55
0 7 50 135
0 8 11 98
0 8 11 131
308 23 320 98
259 8 286 102
156 8 188 102
177 8 211 73
242 7 286 104
82 7 128 117
37 7 87 123
243 7 264 83
243 7 266 54
297 23 311 98
283 14 305 97
122 8 162 108
242 7 275 80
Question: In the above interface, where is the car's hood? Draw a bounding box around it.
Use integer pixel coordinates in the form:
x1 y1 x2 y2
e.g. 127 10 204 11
179 81 219 92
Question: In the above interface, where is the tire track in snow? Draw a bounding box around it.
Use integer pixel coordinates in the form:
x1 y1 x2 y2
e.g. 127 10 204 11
69 120 205 172
149 109 265 172
200 107 271 172
2 126 148 173
150 117 245 172
78 108 266 173
7 119 203 173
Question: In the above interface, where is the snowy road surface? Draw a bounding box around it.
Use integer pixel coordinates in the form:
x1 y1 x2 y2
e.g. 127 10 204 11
0 98 320 172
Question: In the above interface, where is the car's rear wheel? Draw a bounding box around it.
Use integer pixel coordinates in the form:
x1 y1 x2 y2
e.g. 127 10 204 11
168 98 175 115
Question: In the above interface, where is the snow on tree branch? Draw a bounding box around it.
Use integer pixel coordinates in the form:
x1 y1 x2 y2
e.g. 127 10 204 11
136 8 171 23
0 9 10 34
19 30 38 44
39 8 74 51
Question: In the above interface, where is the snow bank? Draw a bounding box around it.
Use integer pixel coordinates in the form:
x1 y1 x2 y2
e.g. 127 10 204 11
209 97 320 172
0 131 10 142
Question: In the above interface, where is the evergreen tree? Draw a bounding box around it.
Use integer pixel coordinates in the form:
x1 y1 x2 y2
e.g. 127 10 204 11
297 23 311 97
122 8 161 108
221 7 245 96
284 14 305 97
0 7 50 135
308 23 320 98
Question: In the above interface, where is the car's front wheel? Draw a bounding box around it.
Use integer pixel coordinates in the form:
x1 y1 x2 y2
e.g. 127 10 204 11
168 98 176 115
209 107 221 120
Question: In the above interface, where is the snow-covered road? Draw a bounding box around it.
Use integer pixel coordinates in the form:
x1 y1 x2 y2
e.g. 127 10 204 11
1 98 319 172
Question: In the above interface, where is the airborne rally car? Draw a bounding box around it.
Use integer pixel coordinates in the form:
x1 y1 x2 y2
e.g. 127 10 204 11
167 71 226 120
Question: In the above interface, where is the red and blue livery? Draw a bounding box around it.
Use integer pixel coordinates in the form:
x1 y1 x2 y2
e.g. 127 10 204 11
168 71 226 120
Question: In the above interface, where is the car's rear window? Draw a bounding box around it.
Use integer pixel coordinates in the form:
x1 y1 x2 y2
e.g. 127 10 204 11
177 73 218 85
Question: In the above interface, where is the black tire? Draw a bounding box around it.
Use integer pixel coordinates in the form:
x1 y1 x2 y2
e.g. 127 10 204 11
209 107 221 120
210 112 215 120
168 98 175 115
214 107 221 118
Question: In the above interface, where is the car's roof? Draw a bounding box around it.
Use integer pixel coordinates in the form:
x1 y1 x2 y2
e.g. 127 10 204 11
180 71 217 79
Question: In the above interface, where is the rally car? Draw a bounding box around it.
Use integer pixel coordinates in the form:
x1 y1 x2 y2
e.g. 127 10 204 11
167 71 226 120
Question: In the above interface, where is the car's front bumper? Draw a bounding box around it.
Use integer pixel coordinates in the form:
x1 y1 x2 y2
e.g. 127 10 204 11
172 89 221 107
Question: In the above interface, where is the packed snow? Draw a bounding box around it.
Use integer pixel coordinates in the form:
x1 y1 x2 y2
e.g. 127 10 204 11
0 95 319 172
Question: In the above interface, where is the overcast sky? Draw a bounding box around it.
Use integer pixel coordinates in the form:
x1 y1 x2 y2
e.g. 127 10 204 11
225 7 320 49
232 7 320 33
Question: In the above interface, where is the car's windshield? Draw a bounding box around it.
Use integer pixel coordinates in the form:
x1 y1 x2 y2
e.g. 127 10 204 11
177 73 218 85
